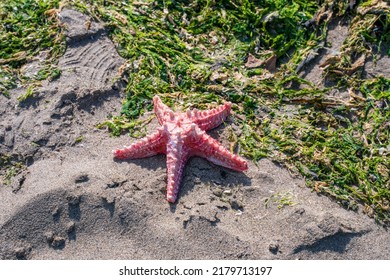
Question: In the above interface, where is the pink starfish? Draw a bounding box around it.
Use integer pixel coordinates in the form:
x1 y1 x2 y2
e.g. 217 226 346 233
113 95 248 203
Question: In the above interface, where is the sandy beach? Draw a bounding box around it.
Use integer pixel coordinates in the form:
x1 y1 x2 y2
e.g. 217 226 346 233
0 8 389 260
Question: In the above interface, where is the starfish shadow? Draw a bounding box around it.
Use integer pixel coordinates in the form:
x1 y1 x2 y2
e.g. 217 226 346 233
114 154 252 204
177 157 252 202
113 154 166 171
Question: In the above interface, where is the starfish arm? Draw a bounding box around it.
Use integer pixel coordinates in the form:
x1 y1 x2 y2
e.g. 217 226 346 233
113 129 166 159
190 102 232 131
166 136 189 203
187 126 248 172
153 95 174 124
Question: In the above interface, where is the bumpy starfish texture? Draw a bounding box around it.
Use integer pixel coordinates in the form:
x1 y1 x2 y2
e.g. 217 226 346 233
113 95 248 203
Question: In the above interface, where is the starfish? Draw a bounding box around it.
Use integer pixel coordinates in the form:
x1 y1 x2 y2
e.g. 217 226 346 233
113 95 248 203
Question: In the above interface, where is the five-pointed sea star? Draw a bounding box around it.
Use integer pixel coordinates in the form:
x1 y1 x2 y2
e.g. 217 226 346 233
113 95 248 203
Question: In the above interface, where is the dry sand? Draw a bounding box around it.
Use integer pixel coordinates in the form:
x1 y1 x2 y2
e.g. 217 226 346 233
0 9 388 260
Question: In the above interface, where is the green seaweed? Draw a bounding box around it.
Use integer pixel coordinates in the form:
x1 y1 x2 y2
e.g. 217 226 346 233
0 0 64 94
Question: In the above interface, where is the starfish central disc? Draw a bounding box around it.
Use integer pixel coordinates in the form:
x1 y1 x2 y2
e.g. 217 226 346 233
113 95 248 203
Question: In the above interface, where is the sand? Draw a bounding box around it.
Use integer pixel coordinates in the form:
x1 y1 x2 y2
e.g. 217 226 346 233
0 9 389 260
